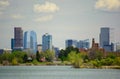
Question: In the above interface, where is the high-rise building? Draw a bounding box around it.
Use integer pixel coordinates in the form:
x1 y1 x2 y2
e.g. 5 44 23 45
78 39 90 49
99 27 114 52
37 44 42 53
14 27 23 50
11 38 15 50
66 39 78 48
54 47 60 58
116 42 120 52
24 31 37 53
100 27 110 47
42 33 52 51
66 39 90 49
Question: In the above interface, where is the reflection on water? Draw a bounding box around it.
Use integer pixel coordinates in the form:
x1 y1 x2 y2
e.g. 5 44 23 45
0 66 120 79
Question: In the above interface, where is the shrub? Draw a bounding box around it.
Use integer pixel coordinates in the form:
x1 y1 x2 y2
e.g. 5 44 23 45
12 58 18 65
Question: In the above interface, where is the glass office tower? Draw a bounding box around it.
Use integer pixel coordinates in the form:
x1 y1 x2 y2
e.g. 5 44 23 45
65 39 78 48
100 27 114 52
42 33 52 51
24 31 37 53
100 27 110 48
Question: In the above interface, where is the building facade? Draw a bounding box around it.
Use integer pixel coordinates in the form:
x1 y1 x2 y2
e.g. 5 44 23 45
42 33 52 51
14 27 23 50
66 39 90 49
37 44 42 53
66 39 78 48
54 47 60 58
24 31 37 53
99 27 114 52
116 42 120 52
11 38 14 50
78 39 90 49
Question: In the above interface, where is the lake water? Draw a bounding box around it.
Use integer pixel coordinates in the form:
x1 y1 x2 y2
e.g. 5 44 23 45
0 66 120 79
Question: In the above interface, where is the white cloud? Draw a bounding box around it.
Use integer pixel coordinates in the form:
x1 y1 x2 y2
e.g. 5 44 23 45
34 1 59 13
0 0 9 16
11 14 24 19
95 0 120 11
0 0 9 10
34 15 53 22
0 0 9 7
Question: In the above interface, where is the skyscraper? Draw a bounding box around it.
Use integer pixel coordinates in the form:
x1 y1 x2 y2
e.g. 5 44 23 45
24 31 37 53
66 39 78 48
78 39 90 49
100 27 114 52
66 39 90 49
14 27 23 50
42 33 52 51
116 42 120 52
11 38 15 50
100 27 110 47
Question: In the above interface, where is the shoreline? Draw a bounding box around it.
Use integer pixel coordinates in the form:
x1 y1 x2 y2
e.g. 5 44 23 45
0 63 120 69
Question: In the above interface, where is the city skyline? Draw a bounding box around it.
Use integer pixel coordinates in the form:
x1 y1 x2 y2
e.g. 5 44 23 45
0 0 120 49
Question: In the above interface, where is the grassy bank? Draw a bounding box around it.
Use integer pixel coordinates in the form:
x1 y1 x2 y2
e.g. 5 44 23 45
1 61 120 69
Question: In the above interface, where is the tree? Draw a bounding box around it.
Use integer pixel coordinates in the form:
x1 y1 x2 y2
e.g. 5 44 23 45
0 53 14 63
80 52 89 63
44 50 55 62
88 50 103 60
68 51 77 64
36 51 40 61
107 53 116 59
58 46 79 62
114 57 120 66
12 57 18 65
23 54 28 63
73 54 83 68
68 51 83 68
12 51 27 63
100 57 114 66
58 49 66 62
65 46 79 57
32 59 39 65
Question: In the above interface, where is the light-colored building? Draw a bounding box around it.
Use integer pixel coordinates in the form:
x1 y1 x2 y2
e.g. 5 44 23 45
24 31 37 53
116 42 120 52
99 27 114 52
66 39 78 48
37 44 42 53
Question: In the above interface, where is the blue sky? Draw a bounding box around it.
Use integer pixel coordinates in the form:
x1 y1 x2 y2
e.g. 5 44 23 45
0 0 120 49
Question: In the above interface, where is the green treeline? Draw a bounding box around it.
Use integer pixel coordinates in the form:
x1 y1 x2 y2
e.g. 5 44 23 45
58 46 120 68
0 46 120 68
0 50 55 65
0 51 27 65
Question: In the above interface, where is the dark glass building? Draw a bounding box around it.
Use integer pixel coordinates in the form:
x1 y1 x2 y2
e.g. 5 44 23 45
14 27 23 50
11 38 15 50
